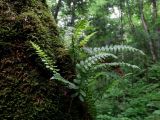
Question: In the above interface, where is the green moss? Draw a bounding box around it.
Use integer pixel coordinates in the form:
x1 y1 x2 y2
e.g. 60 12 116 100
0 73 60 119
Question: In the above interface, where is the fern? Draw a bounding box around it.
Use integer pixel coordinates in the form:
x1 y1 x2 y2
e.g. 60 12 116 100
76 53 118 70
83 45 145 55
74 19 92 40
30 41 77 89
77 45 144 72
65 20 145 120
30 41 58 73
85 88 97 120
95 62 140 70
79 32 96 47
74 44 145 120
77 56 140 73
30 18 146 120
65 20 94 49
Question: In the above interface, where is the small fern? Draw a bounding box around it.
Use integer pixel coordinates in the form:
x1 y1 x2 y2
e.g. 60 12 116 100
30 41 77 89
30 41 58 73
79 32 96 47
74 20 92 40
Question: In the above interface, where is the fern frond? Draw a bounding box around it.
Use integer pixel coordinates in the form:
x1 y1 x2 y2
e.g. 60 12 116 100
76 53 118 70
30 41 77 89
74 20 90 39
79 32 96 47
50 73 78 89
83 45 145 55
30 41 58 73
95 62 140 70
85 88 97 120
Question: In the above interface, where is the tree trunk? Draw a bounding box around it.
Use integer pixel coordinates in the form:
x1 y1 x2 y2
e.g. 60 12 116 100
151 0 157 23
70 0 76 26
139 0 157 62
52 0 62 23
151 0 159 59
0 0 86 119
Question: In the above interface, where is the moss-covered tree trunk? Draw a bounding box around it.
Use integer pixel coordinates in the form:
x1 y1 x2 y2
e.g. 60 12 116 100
0 0 87 119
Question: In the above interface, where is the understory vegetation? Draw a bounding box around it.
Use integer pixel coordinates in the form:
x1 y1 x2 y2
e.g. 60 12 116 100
96 63 160 120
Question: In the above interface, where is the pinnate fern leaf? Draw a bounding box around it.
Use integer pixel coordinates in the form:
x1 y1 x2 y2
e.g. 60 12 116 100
30 41 58 73
76 53 118 70
83 45 145 55
79 32 96 47
94 62 140 70
30 41 77 89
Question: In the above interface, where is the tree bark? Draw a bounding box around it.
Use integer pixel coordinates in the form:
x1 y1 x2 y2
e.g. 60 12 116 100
70 0 76 26
151 0 157 23
52 0 62 23
151 0 159 59
139 0 157 62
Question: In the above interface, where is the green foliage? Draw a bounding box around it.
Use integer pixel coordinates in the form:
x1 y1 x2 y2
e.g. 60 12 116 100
95 63 160 120
148 62 160 82
80 45 145 71
30 41 58 73
30 17 146 120
30 41 77 89
48 0 160 120
75 44 144 119
84 45 145 55
79 32 96 47
63 19 96 66
30 40 97 120
61 19 145 119
74 20 92 40
65 20 95 49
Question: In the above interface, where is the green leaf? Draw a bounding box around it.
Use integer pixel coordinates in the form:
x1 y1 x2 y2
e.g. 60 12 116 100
80 90 87 97
79 95 84 102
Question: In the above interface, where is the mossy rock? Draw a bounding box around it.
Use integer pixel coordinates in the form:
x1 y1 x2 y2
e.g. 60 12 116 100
0 0 84 120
